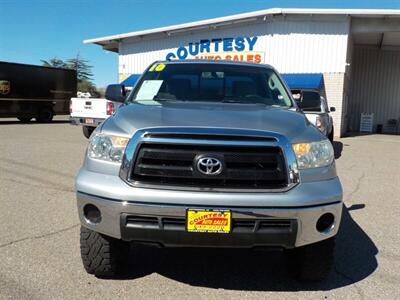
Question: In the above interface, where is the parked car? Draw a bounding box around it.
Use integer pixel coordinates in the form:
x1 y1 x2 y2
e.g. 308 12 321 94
0 61 77 122
70 97 122 138
292 89 335 142
76 60 342 281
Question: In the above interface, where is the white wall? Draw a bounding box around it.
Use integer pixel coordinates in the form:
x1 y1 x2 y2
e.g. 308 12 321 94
118 16 350 77
322 73 346 136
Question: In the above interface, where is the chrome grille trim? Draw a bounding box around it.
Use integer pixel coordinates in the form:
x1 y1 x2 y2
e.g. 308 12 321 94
119 127 299 192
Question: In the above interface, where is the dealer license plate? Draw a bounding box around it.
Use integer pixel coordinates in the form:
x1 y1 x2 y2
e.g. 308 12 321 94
85 118 94 124
186 209 231 233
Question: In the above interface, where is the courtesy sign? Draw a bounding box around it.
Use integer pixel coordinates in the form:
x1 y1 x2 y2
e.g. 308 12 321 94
187 210 231 233
166 36 264 63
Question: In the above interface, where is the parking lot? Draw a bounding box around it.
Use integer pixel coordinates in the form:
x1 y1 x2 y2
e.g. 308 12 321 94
0 117 399 299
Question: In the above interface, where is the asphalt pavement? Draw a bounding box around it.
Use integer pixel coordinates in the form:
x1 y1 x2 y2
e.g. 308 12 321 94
0 117 399 299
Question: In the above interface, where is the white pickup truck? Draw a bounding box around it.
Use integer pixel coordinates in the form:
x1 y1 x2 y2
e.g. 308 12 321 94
70 97 121 138
292 90 335 142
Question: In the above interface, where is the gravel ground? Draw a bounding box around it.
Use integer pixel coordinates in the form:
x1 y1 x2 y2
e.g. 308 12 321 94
0 117 399 299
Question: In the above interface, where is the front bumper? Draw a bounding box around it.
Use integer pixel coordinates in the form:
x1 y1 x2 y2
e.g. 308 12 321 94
76 170 343 248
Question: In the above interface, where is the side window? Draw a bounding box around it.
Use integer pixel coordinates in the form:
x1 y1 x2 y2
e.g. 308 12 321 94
300 91 322 112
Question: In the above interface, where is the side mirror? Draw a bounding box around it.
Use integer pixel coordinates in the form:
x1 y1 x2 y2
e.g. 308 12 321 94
330 106 336 112
105 84 126 103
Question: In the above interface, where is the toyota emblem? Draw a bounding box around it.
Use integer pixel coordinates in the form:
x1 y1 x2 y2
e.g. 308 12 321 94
196 157 223 175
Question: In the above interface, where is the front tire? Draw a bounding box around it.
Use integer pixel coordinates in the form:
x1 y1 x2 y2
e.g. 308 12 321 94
82 126 95 139
80 226 129 277
286 237 335 281
17 117 32 123
36 107 54 123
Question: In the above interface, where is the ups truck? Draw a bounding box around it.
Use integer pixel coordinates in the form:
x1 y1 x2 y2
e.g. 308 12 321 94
0 61 77 122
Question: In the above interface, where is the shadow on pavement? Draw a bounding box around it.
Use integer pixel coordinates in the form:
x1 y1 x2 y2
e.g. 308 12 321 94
113 204 378 291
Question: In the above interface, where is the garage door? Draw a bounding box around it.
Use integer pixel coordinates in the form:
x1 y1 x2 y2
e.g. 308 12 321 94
348 47 400 133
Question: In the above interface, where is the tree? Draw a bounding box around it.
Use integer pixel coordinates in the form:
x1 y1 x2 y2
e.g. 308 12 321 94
41 54 97 94
78 79 97 94
66 54 93 82
40 58 67 68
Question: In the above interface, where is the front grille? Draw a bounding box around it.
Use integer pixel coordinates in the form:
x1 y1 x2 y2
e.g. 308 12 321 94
125 215 159 229
129 143 288 190
124 214 295 234
232 219 293 233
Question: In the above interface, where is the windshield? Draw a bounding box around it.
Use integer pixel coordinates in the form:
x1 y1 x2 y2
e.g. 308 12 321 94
129 63 293 108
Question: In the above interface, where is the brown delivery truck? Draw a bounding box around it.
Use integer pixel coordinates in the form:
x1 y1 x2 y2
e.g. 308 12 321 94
0 61 77 122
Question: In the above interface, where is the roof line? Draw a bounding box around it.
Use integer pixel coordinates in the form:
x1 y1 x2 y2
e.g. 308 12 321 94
84 7 400 45
83 8 282 44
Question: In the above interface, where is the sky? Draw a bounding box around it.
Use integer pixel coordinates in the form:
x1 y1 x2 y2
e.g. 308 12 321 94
1 0 400 88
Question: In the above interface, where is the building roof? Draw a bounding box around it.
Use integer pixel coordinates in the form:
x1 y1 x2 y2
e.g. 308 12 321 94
84 8 400 52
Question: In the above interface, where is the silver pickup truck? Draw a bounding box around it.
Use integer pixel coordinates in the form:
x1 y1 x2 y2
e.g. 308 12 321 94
76 60 343 281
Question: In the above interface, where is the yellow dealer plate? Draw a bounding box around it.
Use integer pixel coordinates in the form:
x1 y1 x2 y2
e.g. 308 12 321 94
186 209 231 233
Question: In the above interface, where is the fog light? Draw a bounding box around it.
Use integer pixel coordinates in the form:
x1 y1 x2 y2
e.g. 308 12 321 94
83 204 102 224
316 213 335 233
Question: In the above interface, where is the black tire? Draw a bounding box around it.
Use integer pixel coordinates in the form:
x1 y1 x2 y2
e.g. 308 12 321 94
82 126 95 139
17 117 32 123
80 226 129 277
36 107 54 123
286 237 335 281
328 126 334 143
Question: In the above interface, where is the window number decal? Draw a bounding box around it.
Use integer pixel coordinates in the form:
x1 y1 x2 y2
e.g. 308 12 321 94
155 63 166 71
149 63 166 72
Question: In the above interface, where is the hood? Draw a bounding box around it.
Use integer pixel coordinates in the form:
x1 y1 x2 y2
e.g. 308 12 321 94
101 101 324 143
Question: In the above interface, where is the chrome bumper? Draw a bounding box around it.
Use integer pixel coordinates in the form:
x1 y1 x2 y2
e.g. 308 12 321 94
76 190 342 248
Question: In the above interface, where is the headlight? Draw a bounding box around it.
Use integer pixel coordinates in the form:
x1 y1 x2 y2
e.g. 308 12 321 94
292 140 334 169
88 133 129 163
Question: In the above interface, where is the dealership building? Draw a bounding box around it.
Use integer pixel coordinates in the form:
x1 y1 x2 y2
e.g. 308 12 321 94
85 8 400 137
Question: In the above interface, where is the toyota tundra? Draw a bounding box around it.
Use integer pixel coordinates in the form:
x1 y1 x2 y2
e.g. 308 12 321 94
76 60 343 281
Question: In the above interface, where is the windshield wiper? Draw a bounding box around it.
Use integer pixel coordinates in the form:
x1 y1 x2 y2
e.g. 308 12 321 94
221 99 269 106
152 95 171 101
221 99 248 104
